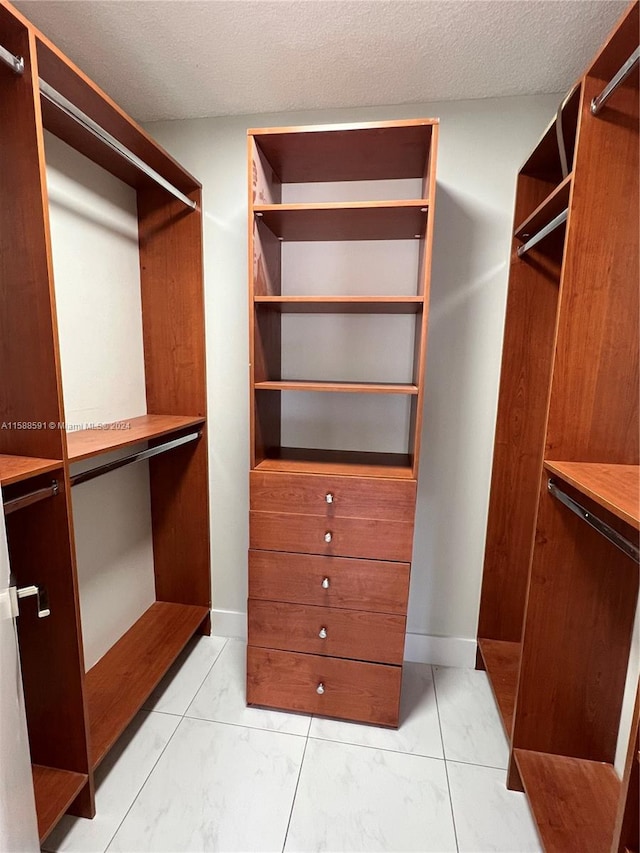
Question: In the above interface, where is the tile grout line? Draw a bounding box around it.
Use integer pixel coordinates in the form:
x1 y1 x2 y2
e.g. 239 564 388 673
100 637 230 852
431 665 460 853
281 718 312 853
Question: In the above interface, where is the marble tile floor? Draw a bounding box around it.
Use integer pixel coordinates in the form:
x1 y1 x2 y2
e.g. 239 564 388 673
43 637 541 853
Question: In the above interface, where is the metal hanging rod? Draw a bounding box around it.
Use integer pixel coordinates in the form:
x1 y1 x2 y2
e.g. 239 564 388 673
0 39 196 211
70 430 201 487
591 47 640 116
517 209 568 257
0 43 24 74
3 480 59 516
548 479 639 563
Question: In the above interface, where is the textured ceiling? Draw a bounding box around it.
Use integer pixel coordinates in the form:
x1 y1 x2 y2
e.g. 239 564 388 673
15 0 627 122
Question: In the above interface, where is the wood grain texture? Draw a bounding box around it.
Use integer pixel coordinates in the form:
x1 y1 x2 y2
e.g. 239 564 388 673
255 201 428 241
248 599 406 664
248 549 410 614
521 85 581 183
514 172 572 241
86 602 208 768
66 414 204 462
254 296 424 313
0 454 61 485
247 645 402 726
32 765 88 843
514 749 620 853
544 73 638 464
250 470 416 521
544 461 639 530
250 136 281 205
0 14 66 461
512 479 639 763
613 685 639 853
477 173 563 643
477 638 520 741
250 510 414 562
588 2 639 85
250 120 435 183
255 380 418 394
255 448 414 478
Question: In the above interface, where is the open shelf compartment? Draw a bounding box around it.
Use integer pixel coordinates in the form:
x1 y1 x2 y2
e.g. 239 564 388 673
254 296 425 314
32 765 88 843
255 447 414 479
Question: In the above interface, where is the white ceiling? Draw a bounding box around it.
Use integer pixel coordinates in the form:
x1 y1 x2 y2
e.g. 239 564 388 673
15 0 627 123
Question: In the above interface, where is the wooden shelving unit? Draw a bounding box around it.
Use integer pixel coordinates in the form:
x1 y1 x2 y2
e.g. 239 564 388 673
0 0 211 840
254 448 414 479
255 380 419 394
254 296 425 314
477 5 639 850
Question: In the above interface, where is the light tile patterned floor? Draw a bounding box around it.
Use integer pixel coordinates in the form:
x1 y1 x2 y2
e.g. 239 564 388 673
44 637 542 853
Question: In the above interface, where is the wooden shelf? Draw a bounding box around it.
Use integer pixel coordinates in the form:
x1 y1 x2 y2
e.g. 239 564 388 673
0 454 62 486
477 638 520 738
251 120 435 182
544 461 639 530
255 380 419 395
32 764 88 843
255 447 414 479
254 296 424 314
514 749 620 853
66 414 205 463
85 601 208 768
514 173 573 242
254 201 428 241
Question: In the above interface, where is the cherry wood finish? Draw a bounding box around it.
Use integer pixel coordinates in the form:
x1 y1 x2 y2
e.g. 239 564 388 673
255 200 429 241
520 85 581 184
514 749 620 853
254 296 425 313
545 462 639 530
86 602 208 767
247 646 402 726
66 414 205 462
251 120 433 183
254 448 414 478
248 550 410 614
513 172 572 242
32 765 88 843
251 470 416 520
0 454 62 485
477 639 520 739
249 600 406 664
250 510 414 563
613 687 639 853
255 380 419 395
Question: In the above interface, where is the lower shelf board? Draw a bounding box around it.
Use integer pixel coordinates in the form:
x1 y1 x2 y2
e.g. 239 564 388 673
477 638 520 739
86 601 209 768
256 447 414 478
32 764 88 843
514 749 620 853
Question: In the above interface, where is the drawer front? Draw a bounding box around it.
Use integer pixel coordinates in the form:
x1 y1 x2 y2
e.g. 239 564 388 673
249 511 414 562
247 646 401 726
248 599 406 665
250 471 416 521
249 549 410 614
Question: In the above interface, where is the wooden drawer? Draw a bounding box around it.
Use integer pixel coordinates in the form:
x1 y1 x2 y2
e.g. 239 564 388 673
250 470 416 521
247 646 401 726
250 511 414 562
249 549 410 614
248 599 406 664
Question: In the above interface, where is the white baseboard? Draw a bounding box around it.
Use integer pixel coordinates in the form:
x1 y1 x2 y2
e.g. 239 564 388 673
404 633 477 668
211 609 477 668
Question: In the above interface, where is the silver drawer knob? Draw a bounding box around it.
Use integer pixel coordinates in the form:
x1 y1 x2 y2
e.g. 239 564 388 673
319 627 327 639
325 492 334 504
322 577 330 589
316 682 325 695
324 531 332 543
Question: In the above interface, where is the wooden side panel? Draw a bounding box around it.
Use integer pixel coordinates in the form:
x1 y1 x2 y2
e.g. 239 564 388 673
513 481 639 762
613 685 639 853
544 74 639 464
138 186 211 613
0 15 65 460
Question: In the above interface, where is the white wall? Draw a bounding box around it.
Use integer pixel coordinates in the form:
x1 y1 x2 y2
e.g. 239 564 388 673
146 94 561 664
46 133 156 670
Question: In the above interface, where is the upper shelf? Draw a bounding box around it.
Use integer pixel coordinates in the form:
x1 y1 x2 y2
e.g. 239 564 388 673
514 173 573 242
544 461 640 530
250 120 436 183
254 296 424 314
66 414 205 463
255 380 419 395
0 454 62 486
254 201 428 241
